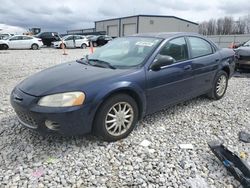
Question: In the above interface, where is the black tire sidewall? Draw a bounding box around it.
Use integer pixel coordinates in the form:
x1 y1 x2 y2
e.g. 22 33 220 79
93 94 138 141
212 70 228 100
3 44 8 50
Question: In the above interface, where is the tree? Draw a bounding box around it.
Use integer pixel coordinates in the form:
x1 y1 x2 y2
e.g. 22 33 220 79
207 19 216 35
222 16 233 34
216 18 224 35
198 15 250 35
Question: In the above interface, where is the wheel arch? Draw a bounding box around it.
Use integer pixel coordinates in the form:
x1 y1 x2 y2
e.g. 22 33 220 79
31 43 39 48
2 43 9 49
92 87 146 124
221 65 230 77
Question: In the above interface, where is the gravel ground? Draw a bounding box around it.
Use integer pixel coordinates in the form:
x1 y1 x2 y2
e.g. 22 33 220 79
0 48 249 188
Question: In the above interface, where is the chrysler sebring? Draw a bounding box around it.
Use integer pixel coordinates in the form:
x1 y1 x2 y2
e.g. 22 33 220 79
10 33 235 141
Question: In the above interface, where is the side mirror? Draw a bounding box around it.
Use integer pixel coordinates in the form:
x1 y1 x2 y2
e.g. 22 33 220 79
151 55 175 71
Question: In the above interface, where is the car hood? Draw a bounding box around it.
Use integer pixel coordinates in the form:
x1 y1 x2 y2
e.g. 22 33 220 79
18 61 132 97
0 39 7 44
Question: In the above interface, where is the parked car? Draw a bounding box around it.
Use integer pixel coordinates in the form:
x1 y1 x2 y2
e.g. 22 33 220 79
0 35 43 50
10 33 235 141
88 35 112 47
234 39 250 70
0 33 13 40
52 35 89 49
35 32 60 46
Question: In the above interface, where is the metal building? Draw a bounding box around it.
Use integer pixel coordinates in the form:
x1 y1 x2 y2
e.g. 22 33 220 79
95 15 198 37
67 28 95 34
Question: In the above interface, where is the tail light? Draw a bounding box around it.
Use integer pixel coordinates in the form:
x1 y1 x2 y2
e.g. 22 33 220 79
38 39 42 42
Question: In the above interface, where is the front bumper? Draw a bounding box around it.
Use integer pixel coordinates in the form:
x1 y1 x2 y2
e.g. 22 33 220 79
52 42 61 48
10 88 93 136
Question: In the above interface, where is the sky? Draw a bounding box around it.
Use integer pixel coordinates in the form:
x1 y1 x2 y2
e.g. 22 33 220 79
0 0 249 34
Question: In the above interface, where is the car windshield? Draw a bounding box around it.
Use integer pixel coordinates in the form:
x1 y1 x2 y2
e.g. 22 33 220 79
1 35 9 40
87 37 162 68
243 40 250 46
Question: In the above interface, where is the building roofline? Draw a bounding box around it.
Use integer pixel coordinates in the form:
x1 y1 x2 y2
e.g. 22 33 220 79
67 28 95 32
95 15 198 25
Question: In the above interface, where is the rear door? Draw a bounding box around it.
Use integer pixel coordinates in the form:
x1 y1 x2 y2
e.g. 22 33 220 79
75 35 84 47
187 36 220 94
146 37 194 113
21 36 33 48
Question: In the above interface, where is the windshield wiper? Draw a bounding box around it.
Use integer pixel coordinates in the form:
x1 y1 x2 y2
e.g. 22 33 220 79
88 58 116 69
76 55 90 65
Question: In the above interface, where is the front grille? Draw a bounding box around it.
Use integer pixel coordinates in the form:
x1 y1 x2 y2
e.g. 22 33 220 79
16 111 38 129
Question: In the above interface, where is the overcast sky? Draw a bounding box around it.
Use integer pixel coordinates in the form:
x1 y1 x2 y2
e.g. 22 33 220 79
0 0 250 34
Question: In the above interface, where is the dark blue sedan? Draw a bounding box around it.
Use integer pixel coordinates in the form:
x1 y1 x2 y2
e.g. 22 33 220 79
10 32 235 141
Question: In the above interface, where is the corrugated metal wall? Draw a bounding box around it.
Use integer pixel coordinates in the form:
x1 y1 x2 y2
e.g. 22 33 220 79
206 34 250 48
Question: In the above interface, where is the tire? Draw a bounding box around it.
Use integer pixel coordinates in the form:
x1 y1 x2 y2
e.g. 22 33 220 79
93 42 98 47
93 94 139 142
60 43 66 49
31 44 39 50
81 43 87 49
2 44 8 50
207 70 228 100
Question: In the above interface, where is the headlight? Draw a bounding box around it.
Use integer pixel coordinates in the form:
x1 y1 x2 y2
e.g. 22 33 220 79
38 92 85 107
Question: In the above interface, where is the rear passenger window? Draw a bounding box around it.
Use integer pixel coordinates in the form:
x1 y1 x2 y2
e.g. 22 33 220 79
160 37 188 62
22 36 32 40
188 37 213 58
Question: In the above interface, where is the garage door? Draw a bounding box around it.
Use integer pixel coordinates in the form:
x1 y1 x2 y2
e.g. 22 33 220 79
107 25 118 37
123 23 136 36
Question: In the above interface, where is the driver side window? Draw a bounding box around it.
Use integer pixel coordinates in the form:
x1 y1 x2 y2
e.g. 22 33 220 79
10 36 22 41
160 37 188 62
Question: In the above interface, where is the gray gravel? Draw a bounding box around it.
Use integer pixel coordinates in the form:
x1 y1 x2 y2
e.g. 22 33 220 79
0 48 249 188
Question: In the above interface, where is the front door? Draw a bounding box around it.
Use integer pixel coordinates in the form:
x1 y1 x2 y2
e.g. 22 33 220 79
64 36 74 48
8 36 23 49
146 37 194 114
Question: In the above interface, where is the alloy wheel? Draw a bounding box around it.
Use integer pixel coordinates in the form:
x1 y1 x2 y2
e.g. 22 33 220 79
105 102 134 136
216 75 227 96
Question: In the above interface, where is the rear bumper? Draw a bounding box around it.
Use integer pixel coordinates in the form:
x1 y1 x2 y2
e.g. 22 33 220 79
236 60 250 70
10 88 93 136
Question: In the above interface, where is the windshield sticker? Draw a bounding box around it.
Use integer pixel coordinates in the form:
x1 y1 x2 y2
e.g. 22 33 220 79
135 41 155 47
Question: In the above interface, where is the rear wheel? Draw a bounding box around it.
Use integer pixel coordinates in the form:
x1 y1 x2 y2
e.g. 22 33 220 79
93 94 138 142
31 44 39 50
81 43 87 49
207 70 228 100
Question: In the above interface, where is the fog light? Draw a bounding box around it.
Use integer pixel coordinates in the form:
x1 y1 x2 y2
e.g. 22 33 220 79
45 120 60 131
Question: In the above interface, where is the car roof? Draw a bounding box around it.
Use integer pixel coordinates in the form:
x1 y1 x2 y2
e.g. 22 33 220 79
131 32 202 39
11 35 33 37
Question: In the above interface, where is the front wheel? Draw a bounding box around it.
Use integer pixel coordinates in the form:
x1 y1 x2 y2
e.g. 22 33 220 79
93 94 139 142
207 70 228 100
2 44 9 50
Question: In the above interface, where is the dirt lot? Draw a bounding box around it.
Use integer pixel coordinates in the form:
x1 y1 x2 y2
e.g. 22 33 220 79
0 48 249 188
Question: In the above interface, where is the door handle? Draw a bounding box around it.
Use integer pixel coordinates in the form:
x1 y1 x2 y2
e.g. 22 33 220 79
183 65 192 70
